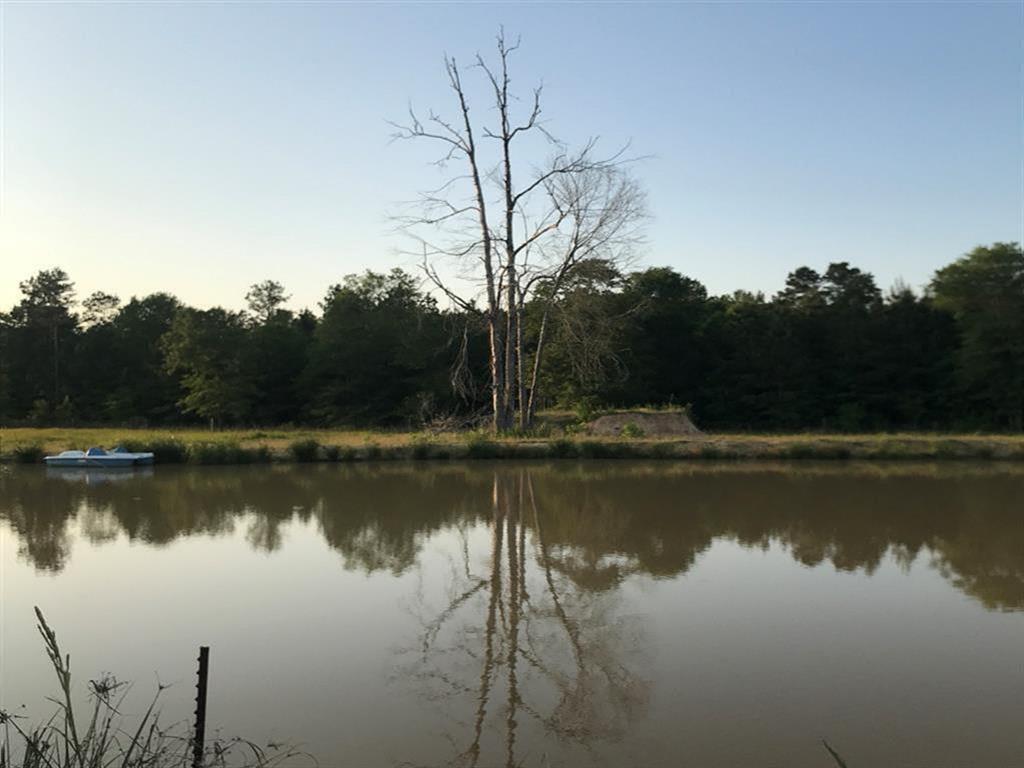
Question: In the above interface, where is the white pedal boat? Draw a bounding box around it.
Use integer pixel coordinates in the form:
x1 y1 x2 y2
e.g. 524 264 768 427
43 446 155 467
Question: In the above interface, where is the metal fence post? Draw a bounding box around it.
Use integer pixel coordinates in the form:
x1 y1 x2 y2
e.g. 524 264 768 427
192 646 210 768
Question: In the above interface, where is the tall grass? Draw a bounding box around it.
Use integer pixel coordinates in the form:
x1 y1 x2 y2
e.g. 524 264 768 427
11 445 45 464
186 443 271 465
0 609 305 768
3 426 1022 464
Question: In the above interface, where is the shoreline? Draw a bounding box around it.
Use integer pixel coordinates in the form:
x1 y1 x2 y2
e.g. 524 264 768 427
3 428 1023 464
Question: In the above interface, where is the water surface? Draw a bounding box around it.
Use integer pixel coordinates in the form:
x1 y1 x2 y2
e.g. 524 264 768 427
2 462 1022 767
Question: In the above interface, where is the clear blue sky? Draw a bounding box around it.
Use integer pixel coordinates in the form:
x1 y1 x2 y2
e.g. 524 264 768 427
2 1 1021 312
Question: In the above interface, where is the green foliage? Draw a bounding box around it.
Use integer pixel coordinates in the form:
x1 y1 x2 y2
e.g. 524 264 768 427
620 422 645 438
932 242 1024 430
323 444 342 461
288 438 321 462
574 396 601 424
1 245 1020 434
162 308 255 425
304 269 453 426
245 279 290 324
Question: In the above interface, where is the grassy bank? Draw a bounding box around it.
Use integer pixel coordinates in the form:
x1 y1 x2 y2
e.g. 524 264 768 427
2 427 1023 464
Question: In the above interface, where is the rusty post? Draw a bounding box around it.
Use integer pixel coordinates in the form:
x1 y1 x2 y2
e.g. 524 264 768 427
192 646 210 768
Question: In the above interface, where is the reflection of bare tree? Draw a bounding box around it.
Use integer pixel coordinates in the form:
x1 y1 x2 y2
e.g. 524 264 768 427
401 470 650 768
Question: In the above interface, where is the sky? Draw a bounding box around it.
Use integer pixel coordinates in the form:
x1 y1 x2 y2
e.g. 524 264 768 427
1 1 1021 313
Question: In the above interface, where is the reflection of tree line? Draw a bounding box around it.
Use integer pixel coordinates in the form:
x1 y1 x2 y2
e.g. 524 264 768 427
2 463 1022 610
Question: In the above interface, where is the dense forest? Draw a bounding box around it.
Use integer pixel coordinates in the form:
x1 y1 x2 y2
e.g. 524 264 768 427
1 242 1021 432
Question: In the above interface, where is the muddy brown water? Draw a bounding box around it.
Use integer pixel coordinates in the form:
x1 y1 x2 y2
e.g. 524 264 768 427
1 461 1022 767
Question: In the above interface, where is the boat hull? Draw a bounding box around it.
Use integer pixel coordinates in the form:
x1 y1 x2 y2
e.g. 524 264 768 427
43 452 154 467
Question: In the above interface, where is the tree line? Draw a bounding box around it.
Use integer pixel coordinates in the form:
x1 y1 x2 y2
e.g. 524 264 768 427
1 241 1020 432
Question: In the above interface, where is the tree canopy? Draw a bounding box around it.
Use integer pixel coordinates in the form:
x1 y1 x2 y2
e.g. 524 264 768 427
1 246 1021 431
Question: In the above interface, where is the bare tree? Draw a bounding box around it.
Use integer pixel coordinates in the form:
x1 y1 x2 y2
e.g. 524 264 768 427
392 30 645 432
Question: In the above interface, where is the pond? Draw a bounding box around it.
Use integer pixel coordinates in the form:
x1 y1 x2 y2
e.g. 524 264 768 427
1 462 1022 767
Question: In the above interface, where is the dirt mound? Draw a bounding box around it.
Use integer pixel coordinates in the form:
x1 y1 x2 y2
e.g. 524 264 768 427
586 411 702 437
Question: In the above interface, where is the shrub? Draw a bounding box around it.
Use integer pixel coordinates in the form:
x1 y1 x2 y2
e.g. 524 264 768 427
150 440 188 463
324 445 342 462
574 396 600 424
120 438 187 464
620 422 645 439
13 444 45 464
289 439 321 462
